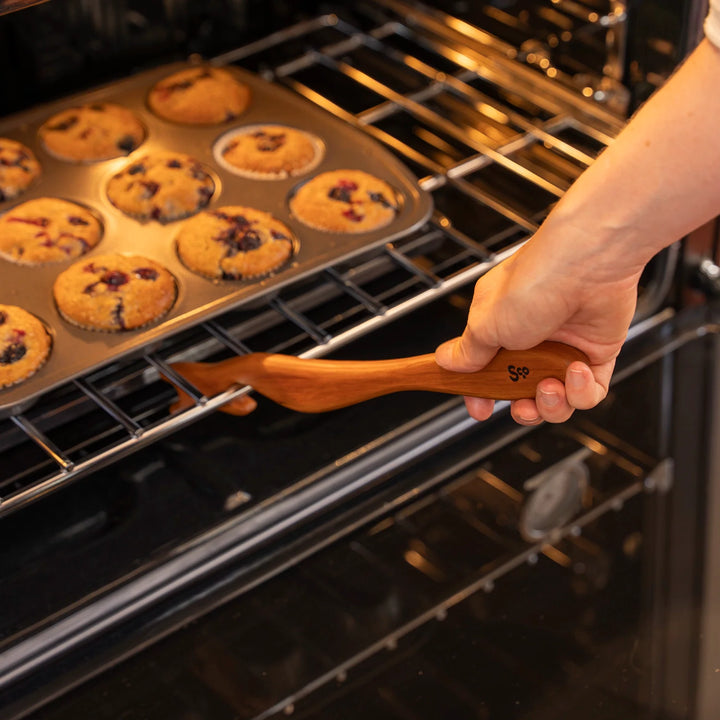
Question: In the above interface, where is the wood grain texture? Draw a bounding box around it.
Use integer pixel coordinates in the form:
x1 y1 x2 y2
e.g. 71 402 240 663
167 341 589 415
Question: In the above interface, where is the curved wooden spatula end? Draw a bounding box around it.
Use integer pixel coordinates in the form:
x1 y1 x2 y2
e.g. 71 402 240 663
164 361 258 416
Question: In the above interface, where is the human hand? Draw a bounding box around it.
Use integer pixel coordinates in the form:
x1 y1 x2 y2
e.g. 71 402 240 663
435 235 642 425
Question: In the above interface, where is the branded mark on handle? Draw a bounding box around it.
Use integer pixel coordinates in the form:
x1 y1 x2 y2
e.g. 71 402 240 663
508 364 530 382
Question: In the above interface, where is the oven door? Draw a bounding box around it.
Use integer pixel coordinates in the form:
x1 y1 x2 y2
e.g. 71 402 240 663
2 298 719 720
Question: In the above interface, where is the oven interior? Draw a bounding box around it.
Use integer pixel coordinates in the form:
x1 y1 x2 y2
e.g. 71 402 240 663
1 1 719 719
4 314 717 719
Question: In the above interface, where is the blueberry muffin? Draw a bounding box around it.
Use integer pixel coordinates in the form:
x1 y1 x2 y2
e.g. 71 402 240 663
39 103 145 162
0 304 52 388
0 197 102 265
148 66 251 125
290 170 398 233
216 125 321 178
106 152 215 222
176 206 295 280
0 138 41 202
53 254 176 331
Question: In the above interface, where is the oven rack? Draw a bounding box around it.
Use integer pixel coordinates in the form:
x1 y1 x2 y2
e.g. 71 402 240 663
248 448 670 720
3 309 704 720
0 7 628 518
0 228 506 517
372 0 630 115
2 402 673 718
219 10 623 143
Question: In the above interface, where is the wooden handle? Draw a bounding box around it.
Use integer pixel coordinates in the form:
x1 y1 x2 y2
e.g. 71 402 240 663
168 341 589 415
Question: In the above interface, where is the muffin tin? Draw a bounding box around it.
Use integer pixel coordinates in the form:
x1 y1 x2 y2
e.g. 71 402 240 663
0 60 433 417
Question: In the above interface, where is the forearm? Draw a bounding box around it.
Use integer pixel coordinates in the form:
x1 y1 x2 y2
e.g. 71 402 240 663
534 38 720 279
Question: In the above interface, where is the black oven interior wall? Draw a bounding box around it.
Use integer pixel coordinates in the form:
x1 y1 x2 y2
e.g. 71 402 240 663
1 1 720 720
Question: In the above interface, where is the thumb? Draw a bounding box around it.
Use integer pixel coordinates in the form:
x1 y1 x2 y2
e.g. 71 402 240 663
435 328 499 373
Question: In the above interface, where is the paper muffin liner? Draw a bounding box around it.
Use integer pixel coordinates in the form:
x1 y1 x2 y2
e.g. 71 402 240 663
212 124 325 180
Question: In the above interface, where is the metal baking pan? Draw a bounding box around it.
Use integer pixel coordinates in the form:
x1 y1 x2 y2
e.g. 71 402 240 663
0 60 433 417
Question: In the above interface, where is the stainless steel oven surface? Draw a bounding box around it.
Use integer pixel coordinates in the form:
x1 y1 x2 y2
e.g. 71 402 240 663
1 1 719 719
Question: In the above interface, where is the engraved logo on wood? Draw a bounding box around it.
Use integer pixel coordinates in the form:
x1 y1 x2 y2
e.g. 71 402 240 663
508 364 530 382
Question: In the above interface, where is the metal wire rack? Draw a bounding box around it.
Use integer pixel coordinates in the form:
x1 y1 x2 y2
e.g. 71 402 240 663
373 0 630 114
0 7 624 517
0 400 674 717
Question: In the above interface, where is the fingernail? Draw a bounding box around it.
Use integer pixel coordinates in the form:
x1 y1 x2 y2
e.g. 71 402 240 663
539 389 560 408
568 367 585 390
518 410 540 423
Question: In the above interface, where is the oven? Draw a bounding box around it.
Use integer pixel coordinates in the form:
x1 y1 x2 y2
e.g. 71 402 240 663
1 1 719 719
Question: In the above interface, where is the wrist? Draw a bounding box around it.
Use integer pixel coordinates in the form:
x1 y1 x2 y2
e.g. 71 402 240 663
532 182 663 285
517 211 646 301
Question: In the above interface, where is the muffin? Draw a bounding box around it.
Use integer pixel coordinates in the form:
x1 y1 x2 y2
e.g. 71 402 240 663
106 152 215 222
215 125 321 178
39 103 145 162
148 66 251 125
0 197 102 265
290 170 398 233
53 254 176 331
176 206 294 280
0 304 52 388
0 138 41 202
